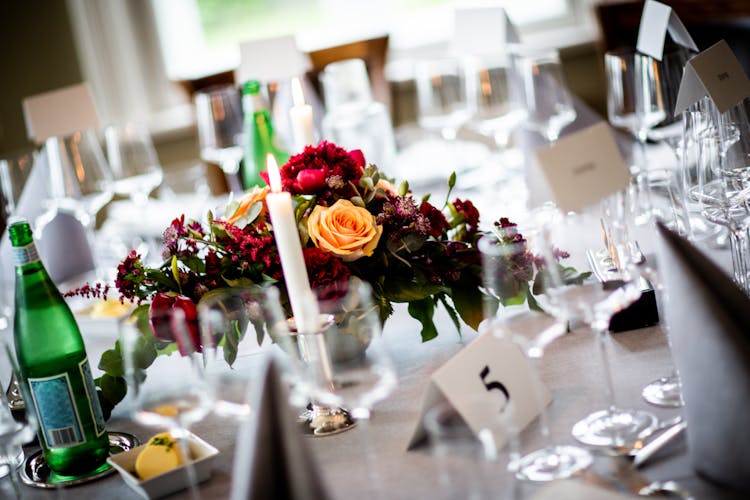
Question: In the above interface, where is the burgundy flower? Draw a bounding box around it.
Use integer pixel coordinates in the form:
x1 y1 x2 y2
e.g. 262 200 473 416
303 247 351 298
115 250 144 301
148 293 202 355
419 201 449 238
453 198 480 236
280 141 365 202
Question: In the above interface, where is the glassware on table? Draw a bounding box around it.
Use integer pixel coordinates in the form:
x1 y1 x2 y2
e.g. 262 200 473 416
513 48 576 143
194 84 245 193
424 400 503 499
0 341 37 494
320 58 396 174
478 232 592 481
276 279 397 494
37 130 114 235
531 204 658 449
120 307 210 498
463 54 527 180
103 122 164 206
197 286 281 420
416 57 473 142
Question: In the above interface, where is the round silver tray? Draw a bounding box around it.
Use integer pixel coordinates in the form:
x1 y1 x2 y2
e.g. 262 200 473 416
20 431 140 489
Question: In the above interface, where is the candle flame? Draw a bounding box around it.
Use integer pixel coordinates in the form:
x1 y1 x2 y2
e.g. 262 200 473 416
266 153 282 192
291 76 305 107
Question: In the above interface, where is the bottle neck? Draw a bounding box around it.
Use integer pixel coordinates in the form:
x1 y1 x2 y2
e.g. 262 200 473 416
13 241 45 274
243 92 267 115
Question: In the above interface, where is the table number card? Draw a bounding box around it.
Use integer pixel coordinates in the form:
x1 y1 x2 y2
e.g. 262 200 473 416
407 332 550 451
674 40 750 115
452 6 520 56
636 0 698 61
237 34 311 84
533 122 630 213
22 82 100 143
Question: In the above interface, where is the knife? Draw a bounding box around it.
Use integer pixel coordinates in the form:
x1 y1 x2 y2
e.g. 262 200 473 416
633 420 688 468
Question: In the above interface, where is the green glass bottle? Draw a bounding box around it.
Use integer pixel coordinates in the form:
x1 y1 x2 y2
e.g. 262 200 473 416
9 220 109 476
241 80 290 189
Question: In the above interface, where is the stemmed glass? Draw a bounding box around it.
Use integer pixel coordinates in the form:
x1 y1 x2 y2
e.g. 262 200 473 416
277 279 397 495
513 48 576 143
0 340 38 496
478 230 592 481
532 204 658 449
194 85 245 193
103 122 164 207
463 54 527 180
197 287 278 420
37 130 114 236
120 307 211 498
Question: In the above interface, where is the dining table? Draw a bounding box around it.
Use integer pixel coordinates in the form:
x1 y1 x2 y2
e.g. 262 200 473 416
4 97 748 499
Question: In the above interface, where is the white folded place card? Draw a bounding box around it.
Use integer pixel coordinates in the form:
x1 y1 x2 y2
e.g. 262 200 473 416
408 332 550 451
533 122 630 213
22 82 100 143
636 0 698 61
674 40 750 115
452 6 519 56
237 34 311 85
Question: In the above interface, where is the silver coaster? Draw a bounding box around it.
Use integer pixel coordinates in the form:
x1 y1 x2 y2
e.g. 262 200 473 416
20 431 140 489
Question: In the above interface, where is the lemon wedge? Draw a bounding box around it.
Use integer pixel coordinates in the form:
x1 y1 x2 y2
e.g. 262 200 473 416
134 432 185 480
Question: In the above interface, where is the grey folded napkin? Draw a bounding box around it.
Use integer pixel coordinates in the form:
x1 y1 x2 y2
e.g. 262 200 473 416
655 221 750 491
230 357 331 500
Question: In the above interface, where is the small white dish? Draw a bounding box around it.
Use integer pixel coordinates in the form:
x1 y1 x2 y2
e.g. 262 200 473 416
107 432 219 499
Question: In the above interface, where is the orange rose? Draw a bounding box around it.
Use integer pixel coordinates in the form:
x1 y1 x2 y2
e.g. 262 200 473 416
226 186 269 227
307 200 383 262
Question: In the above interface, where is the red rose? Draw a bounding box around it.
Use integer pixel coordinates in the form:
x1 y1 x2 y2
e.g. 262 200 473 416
280 141 364 201
296 168 327 192
148 293 202 355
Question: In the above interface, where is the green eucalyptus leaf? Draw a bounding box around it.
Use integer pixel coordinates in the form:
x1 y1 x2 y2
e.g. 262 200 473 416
438 295 462 337
222 321 241 366
407 299 439 342
382 279 443 302
98 345 124 377
351 196 366 208
526 289 543 312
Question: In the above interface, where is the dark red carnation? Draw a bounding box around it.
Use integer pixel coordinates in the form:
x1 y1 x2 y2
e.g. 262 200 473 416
303 247 351 299
419 201 449 238
453 198 480 235
279 141 364 202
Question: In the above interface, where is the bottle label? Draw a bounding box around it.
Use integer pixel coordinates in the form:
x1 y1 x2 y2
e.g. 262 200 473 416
79 359 107 437
12 243 40 266
29 372 86 449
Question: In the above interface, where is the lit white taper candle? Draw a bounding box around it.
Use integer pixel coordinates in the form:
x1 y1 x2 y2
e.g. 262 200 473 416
289 76 314 153
265 154 319 334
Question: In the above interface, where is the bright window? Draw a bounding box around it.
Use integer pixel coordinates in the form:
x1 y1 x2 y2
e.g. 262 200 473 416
151 0 581 81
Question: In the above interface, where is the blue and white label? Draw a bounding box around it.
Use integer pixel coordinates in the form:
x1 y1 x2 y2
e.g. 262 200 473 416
29 373 85 449
79 359 106 437
12 243 39 266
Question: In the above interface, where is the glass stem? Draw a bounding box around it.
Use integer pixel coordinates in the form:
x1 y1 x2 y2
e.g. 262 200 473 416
728 229 750 294
595 326 618 415
172 426 202 500
528 354 552 448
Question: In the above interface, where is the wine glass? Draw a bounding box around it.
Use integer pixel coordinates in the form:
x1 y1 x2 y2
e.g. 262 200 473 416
120 306 211 498
531 203 658 449
103 122 164 206
197 286 279 420
194 84 245 193
513 48 576 143
416 57 472 142
0 340 38 496
478 231 592 481
37 130 114 235
277 278 397 495
463 54 527 180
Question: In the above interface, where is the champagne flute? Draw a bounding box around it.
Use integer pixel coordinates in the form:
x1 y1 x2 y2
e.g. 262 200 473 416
478 231 592 481
513 48 576 143
532 204 658 449
120 307 210 499
194 85 245 193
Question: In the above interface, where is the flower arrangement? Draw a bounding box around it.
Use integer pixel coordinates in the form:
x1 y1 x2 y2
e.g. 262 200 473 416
72 141 577 418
